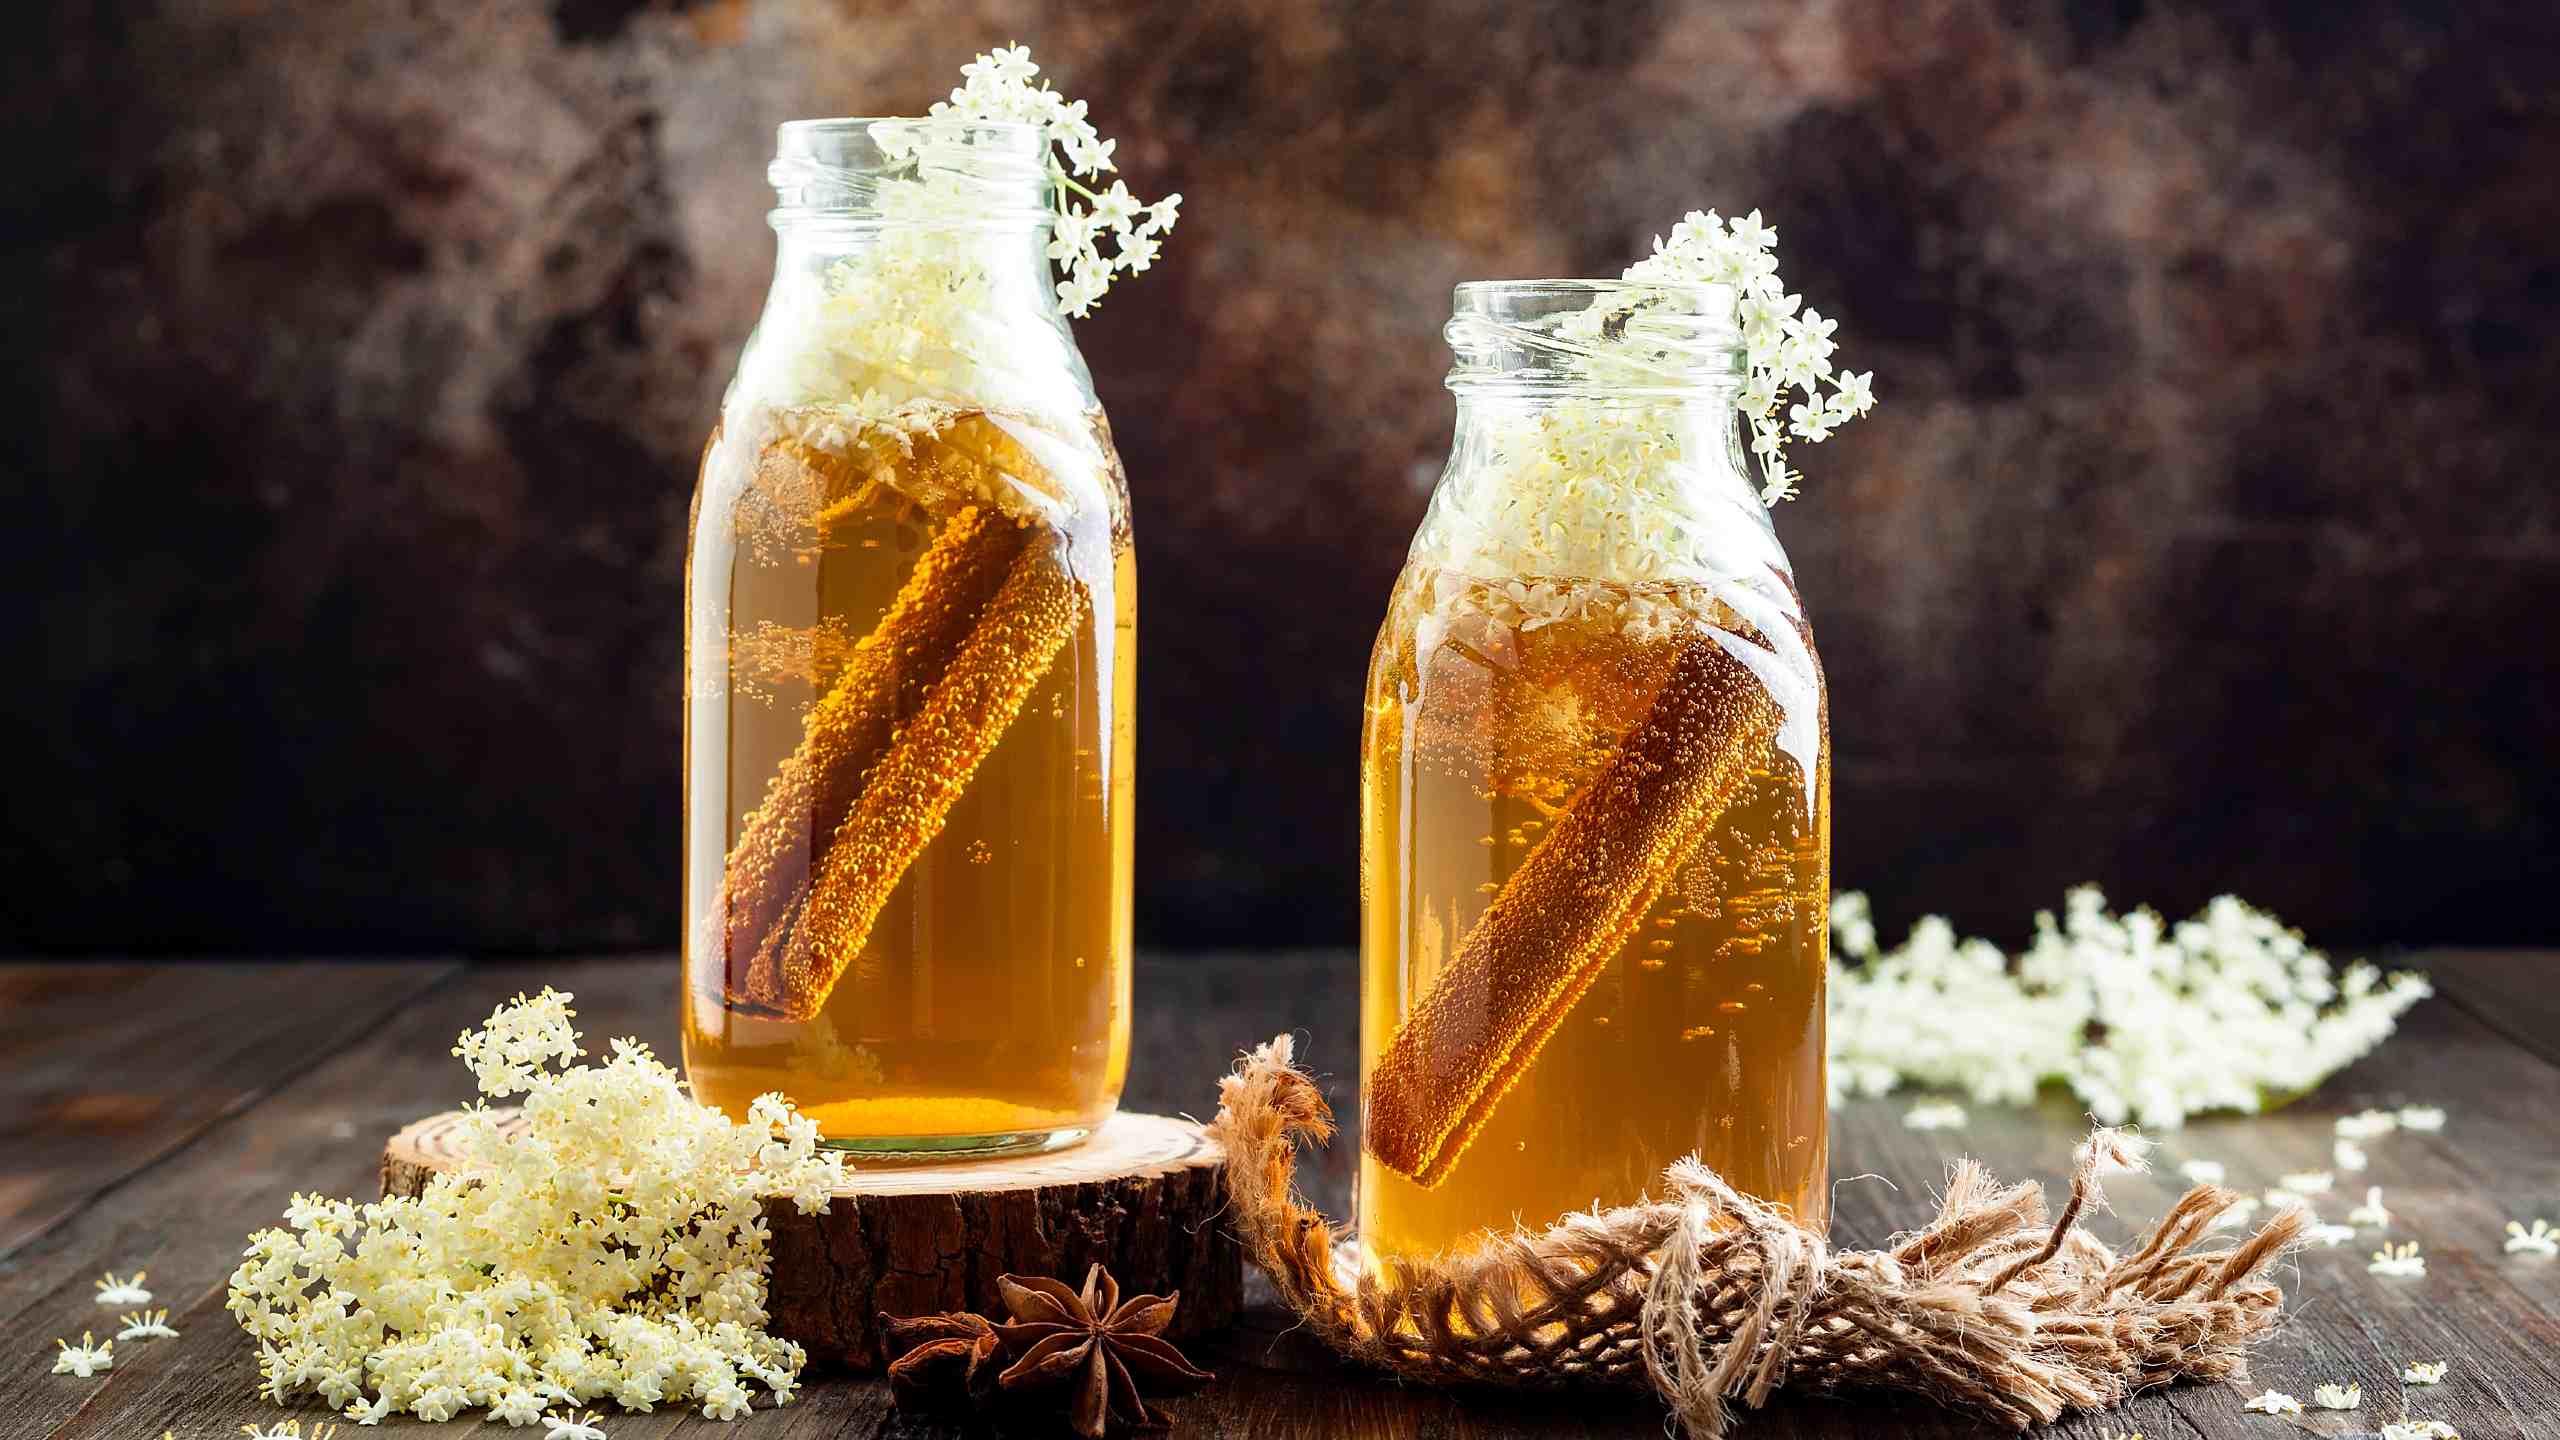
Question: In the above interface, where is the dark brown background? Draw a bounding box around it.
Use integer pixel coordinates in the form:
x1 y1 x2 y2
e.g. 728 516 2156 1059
6 0 2555 955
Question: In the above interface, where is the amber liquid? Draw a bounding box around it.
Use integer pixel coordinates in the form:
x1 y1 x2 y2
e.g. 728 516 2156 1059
682 413 1134 1148
1358 566 1828 1260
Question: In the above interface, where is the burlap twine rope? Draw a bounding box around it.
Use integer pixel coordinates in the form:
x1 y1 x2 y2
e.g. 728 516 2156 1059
1210 1035 2308 1439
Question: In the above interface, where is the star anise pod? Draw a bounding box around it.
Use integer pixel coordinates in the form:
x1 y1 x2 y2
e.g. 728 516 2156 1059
880 1310 1001 1412
989 1264 1213 1438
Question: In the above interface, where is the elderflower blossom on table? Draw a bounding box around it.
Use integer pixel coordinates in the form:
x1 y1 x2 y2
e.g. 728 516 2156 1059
95 1271 151 1305
1826 888 2431 1127
227 989 845 1425
52 1332 112 1377
2505 1218 2557 1256
2370 1241 2427 1278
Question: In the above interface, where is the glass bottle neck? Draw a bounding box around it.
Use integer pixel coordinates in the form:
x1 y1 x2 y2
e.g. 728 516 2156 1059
1446 388 1766 517
767 221 1065 324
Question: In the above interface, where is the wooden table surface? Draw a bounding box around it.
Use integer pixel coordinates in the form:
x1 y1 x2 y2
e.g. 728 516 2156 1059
4 951 2555 1439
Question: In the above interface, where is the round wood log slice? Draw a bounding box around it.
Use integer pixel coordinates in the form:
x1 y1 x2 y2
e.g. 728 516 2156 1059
382 1108 1241 1372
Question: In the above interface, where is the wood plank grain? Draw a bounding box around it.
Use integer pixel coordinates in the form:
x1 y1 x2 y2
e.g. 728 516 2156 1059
0 960 461 1259
2426 948 2560 1069
0 959 665 1440
11 951 2558 1440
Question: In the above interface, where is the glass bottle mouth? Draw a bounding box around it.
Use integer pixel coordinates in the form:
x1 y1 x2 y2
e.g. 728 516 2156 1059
770 117 1051 230
1445 279 1744 397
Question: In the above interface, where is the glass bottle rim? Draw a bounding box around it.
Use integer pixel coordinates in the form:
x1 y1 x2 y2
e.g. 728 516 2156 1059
770 116 1050 232
1446 279 1745 397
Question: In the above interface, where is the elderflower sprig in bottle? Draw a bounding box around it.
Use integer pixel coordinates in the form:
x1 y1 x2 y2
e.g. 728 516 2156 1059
682 47 1173 1155
1358 212 1858 1261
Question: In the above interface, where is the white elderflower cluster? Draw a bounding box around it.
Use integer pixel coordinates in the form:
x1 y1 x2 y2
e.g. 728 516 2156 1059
1827 888 2432 1128
922 44 1180 317
749 47 1170 486
1624 208 1874 505
1414 209 1870 645
227 990 845 1426
2310 1381 2363 1410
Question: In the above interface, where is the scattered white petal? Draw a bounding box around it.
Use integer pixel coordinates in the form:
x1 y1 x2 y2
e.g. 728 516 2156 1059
94 1271 151 1306
2370 1241 2427 1277
2402 1360 2448 1385
2334 1138 2369 1172
2303 1222 2359 1247
2505 1218 2557 1256
2350 1186 2393 1228
51 1332 113 1377
2263 1189 2314 1211
2382 1423 2461 1440
700 1377 754 1421
2179 1158 2226 1185
1902 1100 1969 1131
2242 1389 2303 1415
2279 1170 2334 1195
544 1411 608 1440
2337 1108 2401 1140
115 1308 178 1340
2210 1196 2262 1231
2310 1381 2362 1410
241 1425 339 1440
2397 1105 2446 1131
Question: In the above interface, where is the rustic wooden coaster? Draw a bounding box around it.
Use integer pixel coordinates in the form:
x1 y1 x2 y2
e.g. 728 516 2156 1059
381 1108 1241 1372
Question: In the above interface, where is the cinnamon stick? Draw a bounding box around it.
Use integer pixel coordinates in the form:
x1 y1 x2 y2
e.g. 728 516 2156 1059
1364 634 1780 1188
742 537 1088 1022
713 499 1025 1011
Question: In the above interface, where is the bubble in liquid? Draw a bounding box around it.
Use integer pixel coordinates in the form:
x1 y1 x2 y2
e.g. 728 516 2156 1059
1646 938 1674 953
967 839 994 865
1476 881 1501 894
1718 1000 1748 1014
1477 834 1498 847
1744 981 1764 993
1653 916 1678 929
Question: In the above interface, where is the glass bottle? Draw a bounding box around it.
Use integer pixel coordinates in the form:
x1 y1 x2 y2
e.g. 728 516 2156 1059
682 118 1134 1156
1357 280 1829 1260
